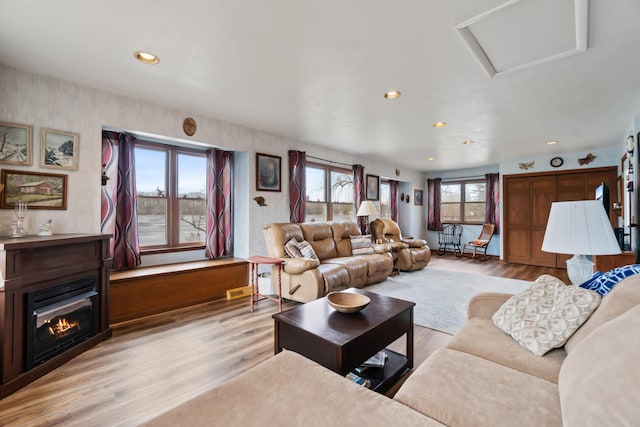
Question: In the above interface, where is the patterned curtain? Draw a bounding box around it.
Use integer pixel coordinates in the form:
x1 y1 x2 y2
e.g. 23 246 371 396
353 164 366 233
390 180 399 222
100 131 141 269
485 173 500 234
205 149 234 259
427 178 442 231
289 150 306 223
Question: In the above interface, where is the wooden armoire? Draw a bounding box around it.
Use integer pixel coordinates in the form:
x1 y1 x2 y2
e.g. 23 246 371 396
503 166 618 268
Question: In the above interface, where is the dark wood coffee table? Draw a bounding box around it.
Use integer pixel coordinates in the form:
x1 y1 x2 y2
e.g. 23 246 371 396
273 288 414 392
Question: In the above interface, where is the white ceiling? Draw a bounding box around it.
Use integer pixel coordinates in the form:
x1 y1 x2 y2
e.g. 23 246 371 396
1 0 639 172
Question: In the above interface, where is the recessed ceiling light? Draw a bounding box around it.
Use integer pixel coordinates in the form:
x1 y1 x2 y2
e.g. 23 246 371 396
463 140 475 145
426 156 435 161
134 51 159 64
384 91 401 99
433 122 447 128
546 140 558 145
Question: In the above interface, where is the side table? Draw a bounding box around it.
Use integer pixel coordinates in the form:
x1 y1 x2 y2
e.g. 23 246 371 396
247 255 285 312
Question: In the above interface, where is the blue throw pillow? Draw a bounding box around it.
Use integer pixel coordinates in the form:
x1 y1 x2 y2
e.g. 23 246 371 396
579 271 603 289
579 264 640 296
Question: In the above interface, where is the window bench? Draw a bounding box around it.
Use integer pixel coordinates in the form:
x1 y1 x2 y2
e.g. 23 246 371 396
109 258 248 324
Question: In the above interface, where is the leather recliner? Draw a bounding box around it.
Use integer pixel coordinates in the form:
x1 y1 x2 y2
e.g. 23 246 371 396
370 217 431 271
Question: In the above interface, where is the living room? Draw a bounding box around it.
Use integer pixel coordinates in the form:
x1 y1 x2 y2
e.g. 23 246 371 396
1 0 640 425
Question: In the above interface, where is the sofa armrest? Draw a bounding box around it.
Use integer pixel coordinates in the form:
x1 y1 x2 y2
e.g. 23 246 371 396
467 292 514 320
283 258 320 274
402 238 427 248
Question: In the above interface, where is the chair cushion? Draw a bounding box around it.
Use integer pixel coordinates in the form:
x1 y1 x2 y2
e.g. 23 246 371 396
492 275 601 356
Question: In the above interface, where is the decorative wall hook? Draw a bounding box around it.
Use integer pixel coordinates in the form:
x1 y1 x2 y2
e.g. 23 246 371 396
578 153 596 166
254 196 267 206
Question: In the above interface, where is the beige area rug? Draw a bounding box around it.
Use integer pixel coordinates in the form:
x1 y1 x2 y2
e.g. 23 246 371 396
365 268 530 334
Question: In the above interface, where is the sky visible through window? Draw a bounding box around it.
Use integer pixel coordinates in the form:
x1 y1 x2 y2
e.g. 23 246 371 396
135 147 206 196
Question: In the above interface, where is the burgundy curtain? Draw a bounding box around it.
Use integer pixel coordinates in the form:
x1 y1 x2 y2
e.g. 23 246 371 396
205 149 233 259
100 131 141 269
353 164 366 233
427 178 442 231
485 173 500 234
289 150 306 223
390 180 399 222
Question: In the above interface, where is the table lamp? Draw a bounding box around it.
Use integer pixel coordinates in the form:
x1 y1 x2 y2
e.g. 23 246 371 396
356 200 378 234
541 200 621 285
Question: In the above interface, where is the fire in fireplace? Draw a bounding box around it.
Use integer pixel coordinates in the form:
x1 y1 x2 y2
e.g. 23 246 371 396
25 278 98 370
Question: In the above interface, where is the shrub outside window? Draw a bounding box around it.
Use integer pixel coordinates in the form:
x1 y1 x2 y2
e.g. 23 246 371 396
441 181 486 224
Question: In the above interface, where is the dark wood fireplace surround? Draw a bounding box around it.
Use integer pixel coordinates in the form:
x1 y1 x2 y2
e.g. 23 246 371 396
0 234 112 398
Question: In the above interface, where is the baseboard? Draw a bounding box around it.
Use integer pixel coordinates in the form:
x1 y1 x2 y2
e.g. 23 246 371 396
226 285 251 300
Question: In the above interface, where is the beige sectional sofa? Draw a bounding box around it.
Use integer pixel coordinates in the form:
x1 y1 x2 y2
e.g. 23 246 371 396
146 273 640 426
262 221 394 302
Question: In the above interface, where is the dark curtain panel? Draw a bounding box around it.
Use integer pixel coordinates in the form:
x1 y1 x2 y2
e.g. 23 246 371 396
427 178 442 231
485 173 500 234
100 131 141 269
288 150 306 223
205 149 234 258
353 164 366 233
390 180 399 222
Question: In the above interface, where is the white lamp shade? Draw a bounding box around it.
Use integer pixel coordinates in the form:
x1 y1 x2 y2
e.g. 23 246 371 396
541 200 621 256
356 200 378 217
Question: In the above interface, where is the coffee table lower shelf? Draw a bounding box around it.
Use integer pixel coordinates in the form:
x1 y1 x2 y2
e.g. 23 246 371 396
352 349 409 393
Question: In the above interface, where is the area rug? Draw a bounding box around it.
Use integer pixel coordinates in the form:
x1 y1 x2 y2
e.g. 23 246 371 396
365 268 531 335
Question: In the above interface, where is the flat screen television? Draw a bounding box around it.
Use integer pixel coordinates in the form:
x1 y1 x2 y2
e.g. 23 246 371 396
595 182 610 216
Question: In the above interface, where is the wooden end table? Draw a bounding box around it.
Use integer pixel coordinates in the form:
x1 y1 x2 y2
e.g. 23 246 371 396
272 288 414 392
248 256 284 312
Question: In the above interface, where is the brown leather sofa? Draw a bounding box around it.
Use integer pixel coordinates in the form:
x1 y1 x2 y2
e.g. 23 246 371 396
370 217 431 271
262 221 393 303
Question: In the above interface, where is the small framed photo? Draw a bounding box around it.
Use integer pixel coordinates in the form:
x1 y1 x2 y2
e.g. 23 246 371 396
0 120 33 166
1 169 68 210
41 128 79 170
366 174 379 200
256 153 281 192
414 189 424 206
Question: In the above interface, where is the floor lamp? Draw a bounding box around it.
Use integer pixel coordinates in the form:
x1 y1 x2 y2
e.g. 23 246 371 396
541 200 621 285
357 200 378 235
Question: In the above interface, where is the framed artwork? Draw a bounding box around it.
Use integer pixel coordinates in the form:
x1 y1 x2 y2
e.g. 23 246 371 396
0 120 33 166
41 128 80 170
366 174 379 200
0 169 68 210
414 189 424 206
256 152 281 192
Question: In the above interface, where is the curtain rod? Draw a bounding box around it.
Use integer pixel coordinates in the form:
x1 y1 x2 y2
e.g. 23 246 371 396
441 175 488 181
306 155 353 168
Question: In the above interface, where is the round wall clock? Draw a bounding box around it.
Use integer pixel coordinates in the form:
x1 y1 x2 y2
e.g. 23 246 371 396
550 157 564 168
183 117 197 136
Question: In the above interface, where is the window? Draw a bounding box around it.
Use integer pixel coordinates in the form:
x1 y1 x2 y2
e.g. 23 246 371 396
135 143 207 250
379 180 391 218
305 163 354 222
441 181 486 224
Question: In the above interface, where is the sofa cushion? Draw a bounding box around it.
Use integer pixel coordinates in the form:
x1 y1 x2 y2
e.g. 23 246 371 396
492 275 600 356
559 305 640 427
447 317 566 383
330 222 362 257
323 257 369 288
565 273 640 353
350 234 374 255
284 237 302 258
394 348 562 427
317 262 350 294
296 240 318 260
579 264 640 296
143 350 442 427
299 222 337 260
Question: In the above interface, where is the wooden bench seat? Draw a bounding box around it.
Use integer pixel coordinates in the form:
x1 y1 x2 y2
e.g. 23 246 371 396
109 258 248 324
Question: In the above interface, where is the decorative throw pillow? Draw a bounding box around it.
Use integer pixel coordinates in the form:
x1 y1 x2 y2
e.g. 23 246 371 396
492 274 601 356
284 238 302 258
350 234 374 255
296 240 318 260
472 239 488 246
579 264 640 296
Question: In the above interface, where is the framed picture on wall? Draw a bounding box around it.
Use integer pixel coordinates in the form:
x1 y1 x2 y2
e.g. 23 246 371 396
256 152 281 192
0 169 68 210
40 128 80 170
414 189 424 206
366 174 379 200
0 120 33 166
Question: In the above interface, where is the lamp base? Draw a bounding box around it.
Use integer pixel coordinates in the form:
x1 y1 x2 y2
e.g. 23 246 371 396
566 254 593 286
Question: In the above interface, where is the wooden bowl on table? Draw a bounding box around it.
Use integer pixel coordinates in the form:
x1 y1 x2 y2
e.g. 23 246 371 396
327 292 370 313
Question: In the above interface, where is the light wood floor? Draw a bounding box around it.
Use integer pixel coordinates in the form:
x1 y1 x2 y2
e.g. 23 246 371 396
0 256 568 427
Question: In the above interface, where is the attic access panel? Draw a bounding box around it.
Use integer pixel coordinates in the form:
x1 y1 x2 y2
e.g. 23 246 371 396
456 0 588 77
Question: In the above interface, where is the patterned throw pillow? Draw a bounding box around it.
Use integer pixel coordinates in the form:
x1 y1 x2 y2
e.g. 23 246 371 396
492 274 601 356
350 234 374 255
284 238 302 258
472 239 488 246
579 264 640 296
296 240 318 260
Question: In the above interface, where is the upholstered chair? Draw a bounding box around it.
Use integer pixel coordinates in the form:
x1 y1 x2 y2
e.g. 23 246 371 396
370 218 431 271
